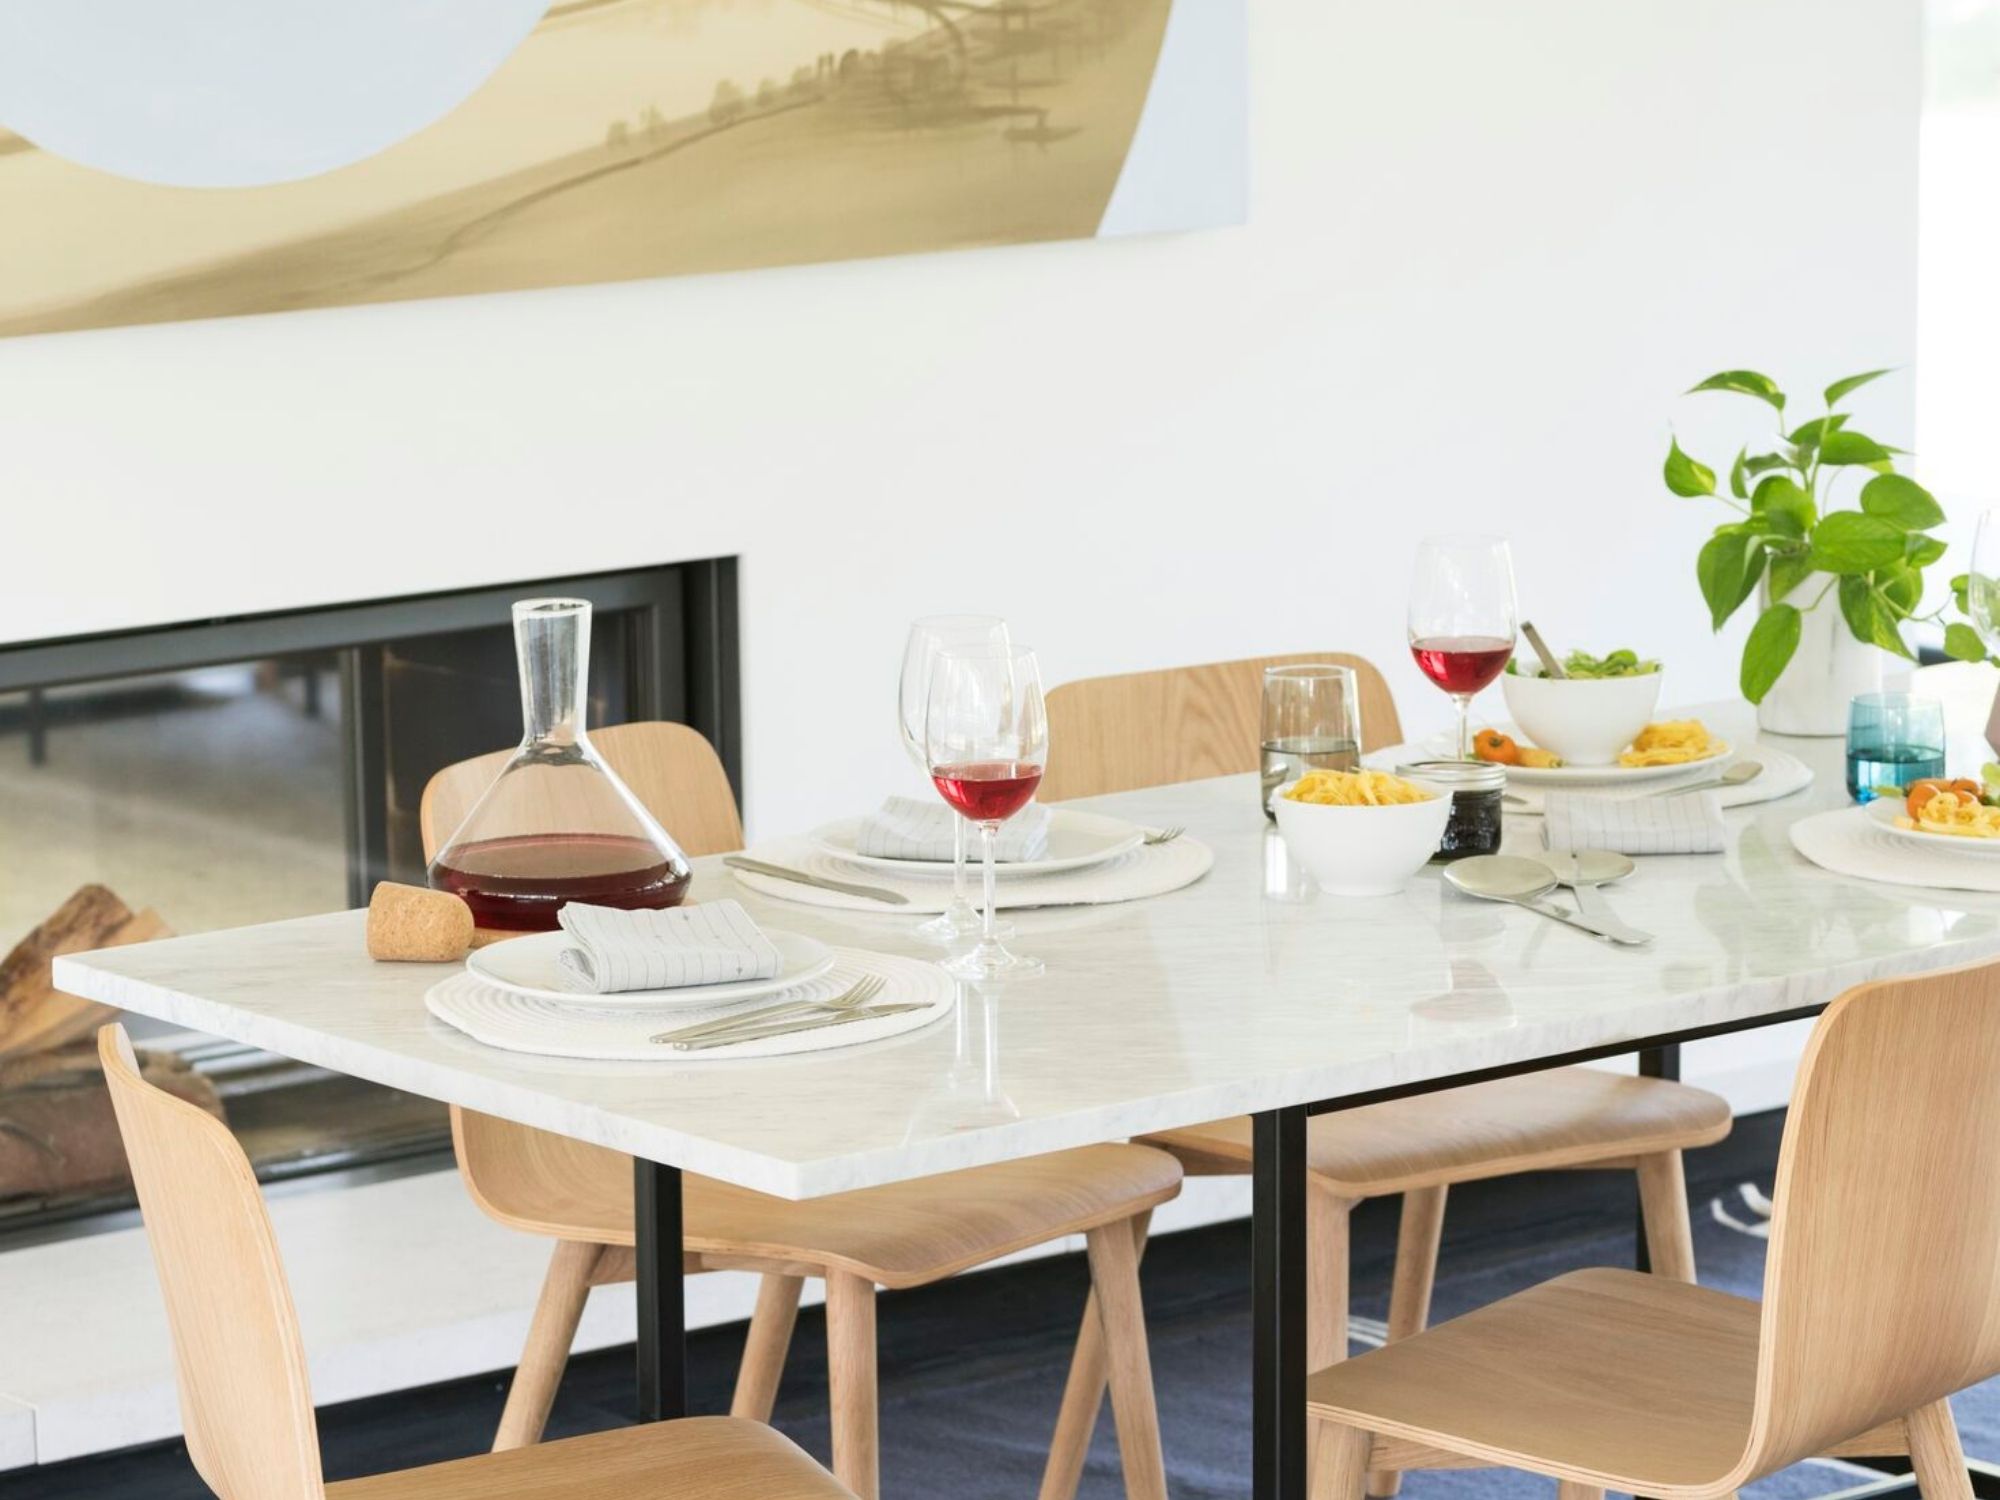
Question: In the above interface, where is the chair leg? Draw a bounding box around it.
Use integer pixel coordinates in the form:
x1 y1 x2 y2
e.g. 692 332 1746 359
1309 1417 1370 1500
1907 1397 1973 1500
494 1239 600 1451
1556 1483 1606 1500
730 1273 804 1421
1635 1150 1698 1284
1039 1212 1152 1500
1086 1220 1169 1500
1308 1184 1357 1372
826 1271 880 1500
1365 1185 1447 1497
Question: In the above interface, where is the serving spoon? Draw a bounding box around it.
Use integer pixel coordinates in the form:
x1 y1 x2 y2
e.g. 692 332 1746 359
1537 850 1653 945
1442 855 1651 946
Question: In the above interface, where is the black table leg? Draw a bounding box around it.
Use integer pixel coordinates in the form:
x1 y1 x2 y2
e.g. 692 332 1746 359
634 1157 687 1422
1634 1043 1681 1273
1252 1106 1310 1500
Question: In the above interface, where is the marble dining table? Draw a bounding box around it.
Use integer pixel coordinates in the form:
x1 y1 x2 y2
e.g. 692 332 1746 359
53 694 2000 1500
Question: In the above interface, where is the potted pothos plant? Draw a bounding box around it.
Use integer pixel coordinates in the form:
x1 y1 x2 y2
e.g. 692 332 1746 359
1663 367 1956 735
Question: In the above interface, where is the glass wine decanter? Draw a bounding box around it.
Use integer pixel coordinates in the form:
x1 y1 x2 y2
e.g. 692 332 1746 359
427 598 691 933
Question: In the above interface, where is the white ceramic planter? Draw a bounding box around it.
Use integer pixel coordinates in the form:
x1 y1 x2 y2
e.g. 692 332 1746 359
1755 584 1883 737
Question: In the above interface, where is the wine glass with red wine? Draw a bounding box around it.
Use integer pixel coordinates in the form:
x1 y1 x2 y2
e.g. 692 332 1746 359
1407 535 1518 760
925 644 1048 982
900 615 1012 945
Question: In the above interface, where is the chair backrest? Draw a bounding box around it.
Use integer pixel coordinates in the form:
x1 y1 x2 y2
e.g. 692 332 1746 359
98 1025 324 1500
420 720 744 862
421 722 744 1224
1039 653 1403 802
1740 959 2000 1478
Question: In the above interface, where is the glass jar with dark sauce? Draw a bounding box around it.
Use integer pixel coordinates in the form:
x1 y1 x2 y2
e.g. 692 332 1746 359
1396 759 1505 861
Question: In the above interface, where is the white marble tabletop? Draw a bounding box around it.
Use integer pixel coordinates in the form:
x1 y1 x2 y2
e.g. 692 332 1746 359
54 695 2000 1201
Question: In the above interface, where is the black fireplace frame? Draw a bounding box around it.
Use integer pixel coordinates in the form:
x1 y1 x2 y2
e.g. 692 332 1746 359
0 557 740 905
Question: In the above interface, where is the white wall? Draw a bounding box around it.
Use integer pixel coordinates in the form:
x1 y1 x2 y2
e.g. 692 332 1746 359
0 0 1922 1102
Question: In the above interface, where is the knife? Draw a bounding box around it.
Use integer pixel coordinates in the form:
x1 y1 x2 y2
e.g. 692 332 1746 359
672 1003 930 1051
723 855 910 906
1510 895 1652 946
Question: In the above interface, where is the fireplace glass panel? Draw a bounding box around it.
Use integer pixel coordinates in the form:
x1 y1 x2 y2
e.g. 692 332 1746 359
0 571 706 1239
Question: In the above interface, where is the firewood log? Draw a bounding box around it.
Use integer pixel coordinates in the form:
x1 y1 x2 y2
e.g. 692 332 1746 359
0 1042 223 1202
0 885 171 1059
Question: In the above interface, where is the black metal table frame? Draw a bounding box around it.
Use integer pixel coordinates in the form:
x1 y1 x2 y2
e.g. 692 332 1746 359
625 1000 2000 1500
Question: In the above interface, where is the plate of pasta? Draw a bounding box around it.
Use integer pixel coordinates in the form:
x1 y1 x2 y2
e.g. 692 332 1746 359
1477 720 1732 786
1866 786 2000 854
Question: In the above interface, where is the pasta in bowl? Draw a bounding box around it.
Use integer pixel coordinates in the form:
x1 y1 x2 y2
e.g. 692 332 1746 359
1273 770 1452 897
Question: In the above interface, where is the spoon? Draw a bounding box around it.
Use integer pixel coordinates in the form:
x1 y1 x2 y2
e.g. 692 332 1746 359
1652 760 1763 798
1442 855 1651 946
1536 850 1653 945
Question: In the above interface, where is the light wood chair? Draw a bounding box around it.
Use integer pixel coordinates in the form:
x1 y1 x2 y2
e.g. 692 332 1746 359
1306 958 2000 1500
1037 654 1733 1500
422 722 1182 1500
95 1021 855 1500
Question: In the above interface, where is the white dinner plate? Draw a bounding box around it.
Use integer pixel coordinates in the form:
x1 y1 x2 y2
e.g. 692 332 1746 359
1497 740 1732 786
809 808 1145 878
1864 796 2000 857
465 929 837 1009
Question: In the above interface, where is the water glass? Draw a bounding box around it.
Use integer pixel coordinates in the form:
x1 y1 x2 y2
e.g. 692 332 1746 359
1261 664 1362 816
1846 692 1946 803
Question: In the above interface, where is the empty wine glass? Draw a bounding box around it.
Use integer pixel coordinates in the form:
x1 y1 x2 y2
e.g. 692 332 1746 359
899 615 1012 945
925 644 1047 982
1407 535 1518 760
1968 510 2000 650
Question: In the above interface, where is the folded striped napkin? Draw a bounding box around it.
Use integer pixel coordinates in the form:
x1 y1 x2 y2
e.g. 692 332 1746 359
1542 790 1726 855
554 899 781 994
854 795 1052 862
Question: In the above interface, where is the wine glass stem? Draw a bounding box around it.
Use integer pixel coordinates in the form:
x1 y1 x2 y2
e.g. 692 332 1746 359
980 822 999 943
952 815 969 907
1454 693 1472 759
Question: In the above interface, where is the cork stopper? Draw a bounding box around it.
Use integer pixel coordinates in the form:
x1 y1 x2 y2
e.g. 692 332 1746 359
366 881 474 963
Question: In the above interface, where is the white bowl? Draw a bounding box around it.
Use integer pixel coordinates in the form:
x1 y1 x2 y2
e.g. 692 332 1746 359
1499 671 1662 766
1271 780 1452 897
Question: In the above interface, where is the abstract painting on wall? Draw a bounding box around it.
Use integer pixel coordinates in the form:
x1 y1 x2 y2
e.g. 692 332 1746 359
0 0 1246 340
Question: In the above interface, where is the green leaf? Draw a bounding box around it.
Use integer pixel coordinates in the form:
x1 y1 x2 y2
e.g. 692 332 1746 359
1808 511 1905 572
1947 622 1990 662
1743 452 1800 477
1907 534 1947 567
1728 446 1748 501
1664 437 1717 497
1818 429 1904 467
1697 528 1765 630
1767 551 1815 602
1751 474 1815 536
1787 414 1850 449
1953 572 1973 614
1879 562 1922 615
1837 575 1914 660
1859 472 1945 530
1741 603 1802 704
1689 370 1787 412
1825 368 1895 407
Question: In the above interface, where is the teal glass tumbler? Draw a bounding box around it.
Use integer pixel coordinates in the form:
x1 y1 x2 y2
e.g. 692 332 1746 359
1845 692 1946 803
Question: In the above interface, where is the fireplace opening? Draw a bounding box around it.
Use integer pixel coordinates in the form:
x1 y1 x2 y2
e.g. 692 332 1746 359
0 560 737 1241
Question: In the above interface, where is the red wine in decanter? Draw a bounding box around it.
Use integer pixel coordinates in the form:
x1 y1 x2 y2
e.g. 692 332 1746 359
430 832 691 933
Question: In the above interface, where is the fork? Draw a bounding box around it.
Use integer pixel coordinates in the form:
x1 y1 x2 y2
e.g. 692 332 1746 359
650 975 885 1045
1144 826 1185 846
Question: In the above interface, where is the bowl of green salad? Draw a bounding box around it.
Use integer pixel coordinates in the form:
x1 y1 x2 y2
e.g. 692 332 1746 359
1500 648 1662 766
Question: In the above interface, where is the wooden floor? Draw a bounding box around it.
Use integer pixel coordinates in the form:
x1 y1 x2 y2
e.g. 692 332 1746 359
3 1114 1786 1500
